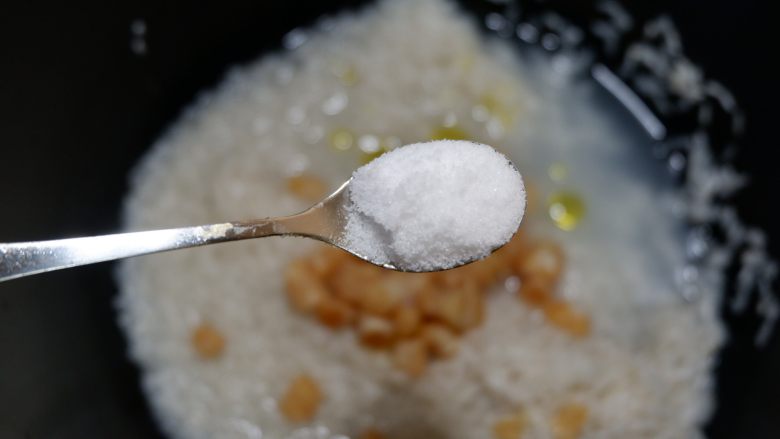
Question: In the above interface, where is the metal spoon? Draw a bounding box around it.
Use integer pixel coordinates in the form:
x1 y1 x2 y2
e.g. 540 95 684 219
0 179 496 282
0 180 350 282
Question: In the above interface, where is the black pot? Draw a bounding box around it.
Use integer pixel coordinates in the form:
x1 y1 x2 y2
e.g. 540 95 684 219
0 1 777 438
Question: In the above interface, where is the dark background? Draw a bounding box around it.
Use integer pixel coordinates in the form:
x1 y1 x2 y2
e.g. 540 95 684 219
0 1 777 438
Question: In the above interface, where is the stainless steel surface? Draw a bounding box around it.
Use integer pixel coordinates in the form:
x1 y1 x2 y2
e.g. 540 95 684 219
0 180 356 282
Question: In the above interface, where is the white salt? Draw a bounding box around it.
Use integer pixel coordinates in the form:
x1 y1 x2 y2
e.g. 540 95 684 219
343 140 526 271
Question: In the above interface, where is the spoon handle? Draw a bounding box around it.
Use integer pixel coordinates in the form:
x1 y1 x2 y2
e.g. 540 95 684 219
0 221 278 282
0 180 349 283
